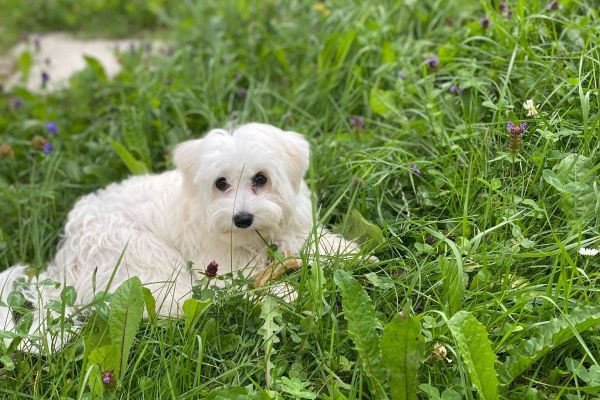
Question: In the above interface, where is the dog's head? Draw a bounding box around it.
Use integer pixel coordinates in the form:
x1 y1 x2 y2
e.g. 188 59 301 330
174 123 310 241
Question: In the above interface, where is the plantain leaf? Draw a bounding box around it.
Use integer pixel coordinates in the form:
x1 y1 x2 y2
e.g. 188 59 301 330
370 87 395 118
333 269 385 395
439 256 463 316
500 305 600 385
108 277 144 377
142 287 157 321
83 55 107 81
336 209 384 247
182 298 212 335
110 140 148 175
381 307 425 400
447 311 498 400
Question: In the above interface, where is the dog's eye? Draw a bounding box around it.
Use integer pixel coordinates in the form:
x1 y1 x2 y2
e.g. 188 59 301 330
252 172 268 187
215 177 230 191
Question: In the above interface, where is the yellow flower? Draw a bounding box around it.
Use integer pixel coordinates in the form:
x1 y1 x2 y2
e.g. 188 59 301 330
312 2 331 17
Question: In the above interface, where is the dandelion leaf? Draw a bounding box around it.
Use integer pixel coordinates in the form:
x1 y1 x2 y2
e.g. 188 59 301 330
108 276 144 376
381 308 424 400
447 311 498 400
333 269 385 393
500 305 600 385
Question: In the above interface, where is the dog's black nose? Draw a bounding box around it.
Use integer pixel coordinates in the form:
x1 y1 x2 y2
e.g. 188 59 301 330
233 212 254 228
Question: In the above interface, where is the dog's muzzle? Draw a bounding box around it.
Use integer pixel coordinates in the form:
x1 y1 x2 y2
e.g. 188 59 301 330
233 212 254 229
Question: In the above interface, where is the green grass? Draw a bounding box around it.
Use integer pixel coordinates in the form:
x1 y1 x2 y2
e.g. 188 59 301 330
1 0 600 398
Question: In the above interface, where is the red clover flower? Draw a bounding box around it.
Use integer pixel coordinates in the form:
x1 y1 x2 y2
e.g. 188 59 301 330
205 260 218 278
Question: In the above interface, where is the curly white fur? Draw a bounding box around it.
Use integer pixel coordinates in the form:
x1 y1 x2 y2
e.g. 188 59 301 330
0 123 362 349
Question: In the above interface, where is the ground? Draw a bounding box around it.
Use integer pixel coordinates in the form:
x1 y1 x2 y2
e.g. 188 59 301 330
1 1 600 399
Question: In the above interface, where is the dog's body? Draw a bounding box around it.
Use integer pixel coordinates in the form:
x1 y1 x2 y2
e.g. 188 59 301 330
0 123 362 347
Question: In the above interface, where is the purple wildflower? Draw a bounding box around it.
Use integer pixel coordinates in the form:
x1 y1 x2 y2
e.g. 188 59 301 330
41 71 50 86
101 369 116 387
449 85 464 95
507 121 527 156
398 71 408 79
42 143 54 154
236 88 248 98
499 2 512 19
10 97 23 110
410 163 421 175
205 261 218 278
45 122 58 135
546 0 561 11
507 121 527 134
349 116 365 129
425 55 439 70
480 16 491 29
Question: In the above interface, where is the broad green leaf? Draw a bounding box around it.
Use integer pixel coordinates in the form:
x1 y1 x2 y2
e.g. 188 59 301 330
447 311 498 400
18 51 32 82
83 313 111 373
542 169 566 192
60 285 77 307
83 55 107 81
279 376 318 399
85 363 104 397
439 257 463 316
336 209 384 247
88 344 120 372
500 305 600 385
370 87 395 117
109 277 144 376
544 154 598 224
110 140 148 175
381 308 425 400
182 298 211 335
333 269 385 395
365 272 395 290
142 287 157 321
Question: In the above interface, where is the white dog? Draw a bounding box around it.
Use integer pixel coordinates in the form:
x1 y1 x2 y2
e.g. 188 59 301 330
0 123 364 348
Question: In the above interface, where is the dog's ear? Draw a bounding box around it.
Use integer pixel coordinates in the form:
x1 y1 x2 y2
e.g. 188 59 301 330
279 130 310 191
173 139 203 180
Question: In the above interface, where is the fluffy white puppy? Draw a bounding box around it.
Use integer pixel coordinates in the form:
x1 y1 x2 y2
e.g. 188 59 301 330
0 123 363 347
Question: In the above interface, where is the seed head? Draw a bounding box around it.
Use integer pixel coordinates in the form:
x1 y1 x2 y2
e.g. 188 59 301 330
0 144 15 159
31 135 48 150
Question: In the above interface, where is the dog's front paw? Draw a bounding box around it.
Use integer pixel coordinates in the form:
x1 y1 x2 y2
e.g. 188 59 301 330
251 255 301 288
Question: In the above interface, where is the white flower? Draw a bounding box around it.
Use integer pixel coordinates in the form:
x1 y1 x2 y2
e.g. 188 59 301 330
523 99 539 117
579 247 599 257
